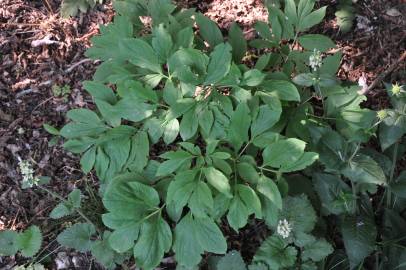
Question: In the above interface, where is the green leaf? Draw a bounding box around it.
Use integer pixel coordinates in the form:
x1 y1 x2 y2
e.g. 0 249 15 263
293 73 315 87
61 0 91 17
157 150 193 176
204 167 232 197
80 146 96 173
237 162 260 184
43 124 60 135
280 195 317 233
60 122 108 139
85 16 133 62
163 118 179 144
67 109 101 124
180 108 199 140
91 232 121 270
228 103 251 150
342 154 387 185
238 184 262 218
229 22 247 63
127 131 150 171
120 38 162 73
284 0 297 24
174 214 227 268
254 235 297 269
341 215 377 269
251 104 282 138
280 152 318 172
195 14 223 48
227 194 249 231
257 176 282 209
204 43 232 85
298 6 327 31
83 81 117 104
261 80 300 101
16 226 42 257
133 215 172 270
152 24 173 62
0 230 18 256
379 112 406 150
313 173 353 215
302 238 334 262
242 69 266 87
298 34 335 52
57 223 95 252
216 250 247 270
262 138 306 169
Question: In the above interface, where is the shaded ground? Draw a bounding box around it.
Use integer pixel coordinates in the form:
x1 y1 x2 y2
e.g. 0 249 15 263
0 0 405 269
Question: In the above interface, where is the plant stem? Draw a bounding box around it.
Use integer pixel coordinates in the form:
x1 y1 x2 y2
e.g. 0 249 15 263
37 185 101 235
258 166 279 173
386 143 399 209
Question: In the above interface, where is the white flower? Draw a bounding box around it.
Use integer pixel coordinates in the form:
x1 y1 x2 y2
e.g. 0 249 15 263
277 219 292 239
309 49 322 71
18 158 39 188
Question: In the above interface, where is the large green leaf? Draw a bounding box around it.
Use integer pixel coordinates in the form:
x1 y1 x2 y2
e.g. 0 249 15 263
157 150 193 176
262 138 306 169
342 154 387 185
280 195 317 233
228 103 251 150
298 34 335 52
152 23 173 62
120 38 162 73
204 43 232 85
341 215 377 269
174 214 227 268
261 80 300 101
133 215 172 270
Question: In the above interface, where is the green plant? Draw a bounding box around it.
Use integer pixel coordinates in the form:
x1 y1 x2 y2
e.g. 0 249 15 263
51 84 71 101
61 0 103 17
39 0 406 269
335 0 356 33
0 226 42 258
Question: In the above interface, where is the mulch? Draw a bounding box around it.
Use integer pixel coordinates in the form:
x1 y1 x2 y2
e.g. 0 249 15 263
0 0 405 269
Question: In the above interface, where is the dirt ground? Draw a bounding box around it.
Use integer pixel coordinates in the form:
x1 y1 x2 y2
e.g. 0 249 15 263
0 0 405 269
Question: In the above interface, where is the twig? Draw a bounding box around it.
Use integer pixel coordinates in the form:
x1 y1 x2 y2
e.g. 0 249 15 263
64 58 94 73
361 50 406 94
15 88 35 98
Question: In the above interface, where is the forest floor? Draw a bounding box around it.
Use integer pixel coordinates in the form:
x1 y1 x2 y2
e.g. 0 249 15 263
0 0 405 269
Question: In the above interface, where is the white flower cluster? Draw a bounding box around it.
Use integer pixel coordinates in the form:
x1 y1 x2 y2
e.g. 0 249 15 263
309 49 322 71
277 219 292 239
18 159 39 188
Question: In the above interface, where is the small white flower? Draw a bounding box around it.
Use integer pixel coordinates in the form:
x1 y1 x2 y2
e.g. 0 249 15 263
18 158 39 188
277 219 292 239
309 49 323 71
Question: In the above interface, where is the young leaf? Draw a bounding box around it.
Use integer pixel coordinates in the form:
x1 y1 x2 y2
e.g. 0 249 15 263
16 226 42 257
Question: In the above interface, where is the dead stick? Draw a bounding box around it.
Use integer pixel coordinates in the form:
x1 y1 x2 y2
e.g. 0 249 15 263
362 50 406 94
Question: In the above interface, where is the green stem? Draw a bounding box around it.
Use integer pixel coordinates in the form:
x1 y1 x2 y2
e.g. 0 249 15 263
237 140 252 159
258 166 279 174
